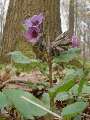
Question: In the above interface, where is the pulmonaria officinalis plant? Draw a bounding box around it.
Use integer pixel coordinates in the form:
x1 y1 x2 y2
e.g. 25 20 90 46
23 13 53 87
23 13 44 44
0 13 88 120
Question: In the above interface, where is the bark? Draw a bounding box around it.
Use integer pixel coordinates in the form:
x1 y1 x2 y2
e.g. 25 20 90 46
69 0 75 38
0 0 20 62
0 0 62 63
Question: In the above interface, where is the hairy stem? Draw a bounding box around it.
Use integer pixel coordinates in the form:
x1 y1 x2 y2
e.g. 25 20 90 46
47 35 53 88
48 56 53 87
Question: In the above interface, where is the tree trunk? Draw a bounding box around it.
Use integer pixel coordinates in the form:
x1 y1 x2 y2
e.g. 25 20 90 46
69 0 75 38
0 0 62 63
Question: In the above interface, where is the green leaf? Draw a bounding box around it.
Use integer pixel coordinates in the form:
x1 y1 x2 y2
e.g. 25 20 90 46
49 80 75 99
82 85 90 95
62 102 88 117
74 115 81 120
0 92 9 109
15 59 41 72
55 92 71 101
78 78 86 95
53 48 80 64
70 84 90 96
41 93 50 109
8 51 31 64
64 69 83 82
78 71 88 95
4 89 49 119
69 69 89 95
69 84 79 96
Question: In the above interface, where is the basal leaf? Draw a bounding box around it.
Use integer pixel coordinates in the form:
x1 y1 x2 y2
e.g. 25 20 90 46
55 92 71 101
49 80 75 99
0 92 9 109
82 85 90 95
8 51 31 64
4 89 49 119
62 102 88 117
53 48 80 64
64 69 83 82
41 93 50 109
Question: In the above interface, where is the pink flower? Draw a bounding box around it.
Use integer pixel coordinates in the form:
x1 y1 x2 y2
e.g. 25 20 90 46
71 34 79 48
24 26 40 43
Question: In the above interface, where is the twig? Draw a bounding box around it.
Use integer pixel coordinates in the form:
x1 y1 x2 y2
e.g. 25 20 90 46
0 79 28 90
82 113 90 118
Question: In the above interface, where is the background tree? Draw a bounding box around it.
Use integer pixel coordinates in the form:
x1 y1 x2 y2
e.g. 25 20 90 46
69 0 75 38
0 0 7 45
0 0 62 62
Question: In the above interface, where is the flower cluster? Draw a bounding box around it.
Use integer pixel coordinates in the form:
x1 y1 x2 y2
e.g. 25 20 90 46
23 13 44 44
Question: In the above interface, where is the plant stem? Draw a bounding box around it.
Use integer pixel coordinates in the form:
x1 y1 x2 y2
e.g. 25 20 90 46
83 33 86 71
48 55 53 87
47 36 53 88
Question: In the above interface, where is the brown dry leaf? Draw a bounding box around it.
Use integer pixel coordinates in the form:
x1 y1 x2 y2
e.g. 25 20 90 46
12 70 46 83
6 84 32 92
2 70 47 92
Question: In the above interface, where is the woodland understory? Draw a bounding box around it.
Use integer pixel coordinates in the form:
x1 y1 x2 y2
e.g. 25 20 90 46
0 0 90 120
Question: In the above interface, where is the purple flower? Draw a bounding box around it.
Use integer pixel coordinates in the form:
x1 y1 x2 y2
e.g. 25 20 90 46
24 18 32 28
24 13 44 28
31 13 44 26
24 26 40 43
71 34 79 48
23 13 44 44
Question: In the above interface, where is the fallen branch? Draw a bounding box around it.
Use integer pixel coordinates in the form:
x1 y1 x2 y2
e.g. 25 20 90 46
82 113 90 118
0 79 28 91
